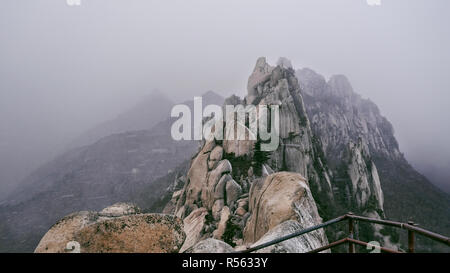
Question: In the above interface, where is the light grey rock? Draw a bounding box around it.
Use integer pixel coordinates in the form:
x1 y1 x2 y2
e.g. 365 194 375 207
212 199 225 221
201 160 232 209
176 142 211 217
213 206 230 239
184 238 234 253
346 140 384 210
214 174 232 200
208 146 223 170
179 208 209 253
251 220 329 253
99 202 140 217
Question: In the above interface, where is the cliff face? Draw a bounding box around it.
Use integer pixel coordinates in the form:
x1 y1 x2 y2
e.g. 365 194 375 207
248 59 386 226
296 67 450 252
298 68 401 163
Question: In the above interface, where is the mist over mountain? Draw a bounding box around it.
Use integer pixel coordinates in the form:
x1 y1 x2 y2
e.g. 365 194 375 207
410 156 450 194
2 0 450 199
0 92 173 201
0 91 223 252
69 92 174 149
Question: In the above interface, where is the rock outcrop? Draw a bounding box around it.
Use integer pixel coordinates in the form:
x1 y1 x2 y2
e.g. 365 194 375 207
35 203 185 253
243 172 328 247
178 207 209 253
166 58 335 253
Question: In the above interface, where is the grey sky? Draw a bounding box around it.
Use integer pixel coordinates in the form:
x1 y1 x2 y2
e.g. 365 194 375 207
1 0 449 196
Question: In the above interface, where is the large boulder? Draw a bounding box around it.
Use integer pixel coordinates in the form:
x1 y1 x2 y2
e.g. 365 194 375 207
213 206 230 239
208 146 223 170
35 203 185 253
176 148 233 218
176 142 212 217
201 160 232 209
243 172 328 250
74 214 184 253
179 208 209 253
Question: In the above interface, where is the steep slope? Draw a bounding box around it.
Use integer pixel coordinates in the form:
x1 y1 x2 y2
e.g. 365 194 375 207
412 161 450 194
0 129 196 252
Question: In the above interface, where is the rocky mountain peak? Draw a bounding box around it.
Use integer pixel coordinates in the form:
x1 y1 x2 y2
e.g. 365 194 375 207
276 57 293 69
162 57 399 252
160 58 333 252
296 68 328 97
327 74 355 98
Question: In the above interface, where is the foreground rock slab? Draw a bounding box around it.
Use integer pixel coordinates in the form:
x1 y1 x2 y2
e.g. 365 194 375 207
243 172 329 252
35 203 185 253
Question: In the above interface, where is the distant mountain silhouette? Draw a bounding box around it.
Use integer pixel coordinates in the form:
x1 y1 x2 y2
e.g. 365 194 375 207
69 92 174 148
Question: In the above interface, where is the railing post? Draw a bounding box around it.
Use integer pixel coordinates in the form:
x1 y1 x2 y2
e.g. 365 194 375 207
348 212 355 253
408 221 415 253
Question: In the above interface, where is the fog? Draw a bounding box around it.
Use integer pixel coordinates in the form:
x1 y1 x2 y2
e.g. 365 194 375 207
1 0 449 198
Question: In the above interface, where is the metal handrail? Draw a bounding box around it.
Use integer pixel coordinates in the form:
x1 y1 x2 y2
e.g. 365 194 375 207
307 237 402 253
347 214 450 246
238 213 450 253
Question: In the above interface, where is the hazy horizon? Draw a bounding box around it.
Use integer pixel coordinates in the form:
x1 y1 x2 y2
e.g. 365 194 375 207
1 0 449 198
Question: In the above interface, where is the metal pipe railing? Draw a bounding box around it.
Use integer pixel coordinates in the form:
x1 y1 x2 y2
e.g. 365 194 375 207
307 238 348 253
239 213 450 253
346 238 402 253
346 214 450 247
